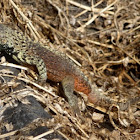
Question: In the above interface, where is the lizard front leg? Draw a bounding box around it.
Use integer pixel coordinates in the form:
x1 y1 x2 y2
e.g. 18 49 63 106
61 76 80 115
12 52 47 84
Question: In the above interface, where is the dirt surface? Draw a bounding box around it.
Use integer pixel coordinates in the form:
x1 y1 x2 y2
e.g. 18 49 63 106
0 0 140 139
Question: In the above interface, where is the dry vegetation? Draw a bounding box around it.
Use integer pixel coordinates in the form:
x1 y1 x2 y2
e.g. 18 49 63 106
0 0 140 139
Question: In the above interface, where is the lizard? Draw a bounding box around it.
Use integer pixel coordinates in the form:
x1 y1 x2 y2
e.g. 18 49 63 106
0 23 139 115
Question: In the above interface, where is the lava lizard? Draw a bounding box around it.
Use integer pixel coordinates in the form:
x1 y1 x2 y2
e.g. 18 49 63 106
0 23 137 114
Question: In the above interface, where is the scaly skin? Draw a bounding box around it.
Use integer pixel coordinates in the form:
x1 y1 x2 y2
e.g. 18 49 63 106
0 24 139 114
0 23 93 113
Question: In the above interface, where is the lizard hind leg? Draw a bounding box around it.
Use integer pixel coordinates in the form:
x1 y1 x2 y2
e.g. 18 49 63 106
61 76 80 115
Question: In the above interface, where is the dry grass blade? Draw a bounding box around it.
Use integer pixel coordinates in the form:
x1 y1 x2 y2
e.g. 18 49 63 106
0 130 17 139
66 0 113 13
1 73 57 97
116 44 140 65
9 0 41 40
77 0 117 31
31 125 62 140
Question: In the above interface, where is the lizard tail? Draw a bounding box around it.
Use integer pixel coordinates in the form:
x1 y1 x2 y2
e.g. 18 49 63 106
87 83 115 105
88 83 140 111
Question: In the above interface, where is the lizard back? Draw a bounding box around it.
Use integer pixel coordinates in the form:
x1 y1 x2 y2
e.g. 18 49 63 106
0 23 92 95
